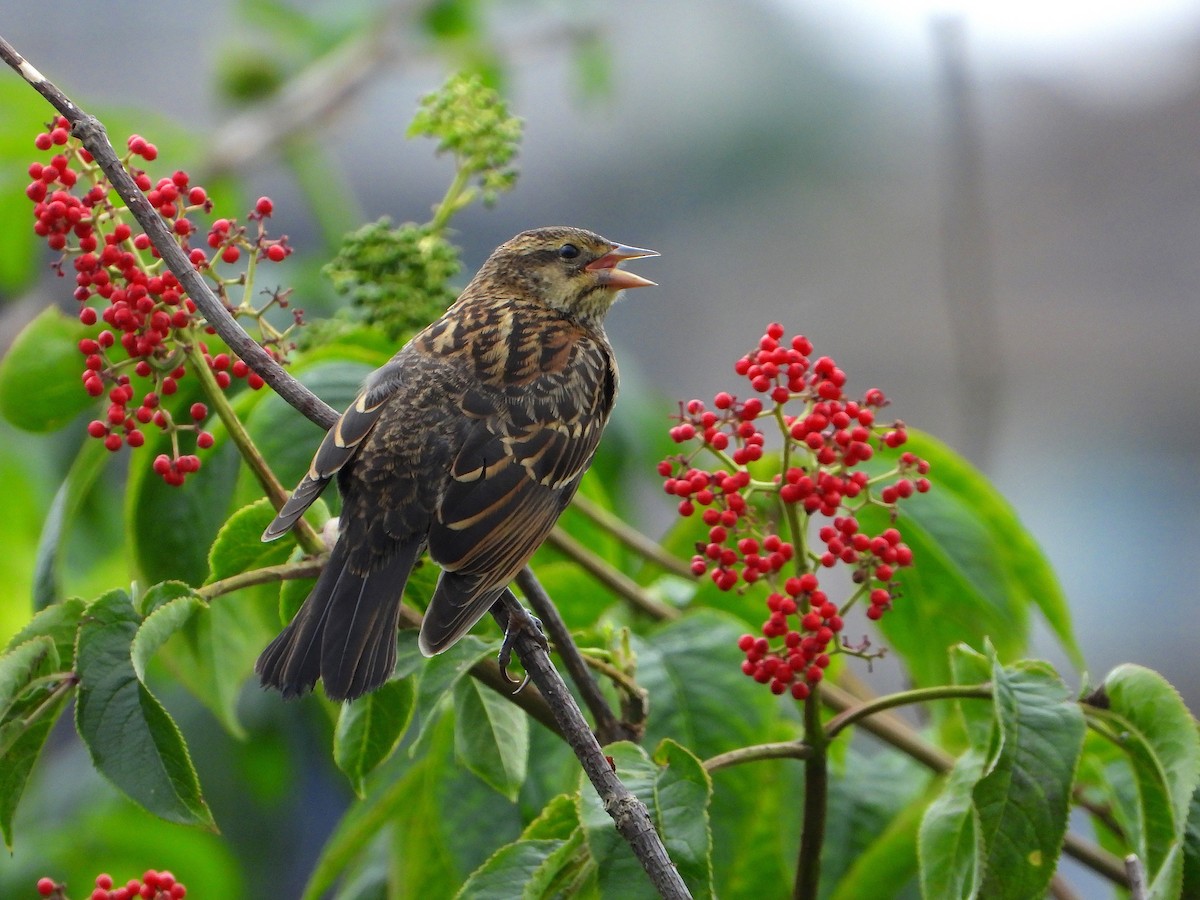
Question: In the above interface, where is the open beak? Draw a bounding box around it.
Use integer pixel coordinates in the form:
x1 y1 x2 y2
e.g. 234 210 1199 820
586 242 659 290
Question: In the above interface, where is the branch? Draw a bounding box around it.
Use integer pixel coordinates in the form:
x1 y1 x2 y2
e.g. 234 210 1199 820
515 567 636 744
567 492 694 578
496 592 692 899
824 682 992 740
704 740 810 772
544 527 679 620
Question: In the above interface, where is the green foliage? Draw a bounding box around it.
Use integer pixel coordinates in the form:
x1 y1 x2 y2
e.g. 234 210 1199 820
408 71 522 210
317 219 461 343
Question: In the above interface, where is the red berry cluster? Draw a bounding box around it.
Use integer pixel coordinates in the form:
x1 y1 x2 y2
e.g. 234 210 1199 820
28 118 297 484
660 323 930 699
36 869 185 900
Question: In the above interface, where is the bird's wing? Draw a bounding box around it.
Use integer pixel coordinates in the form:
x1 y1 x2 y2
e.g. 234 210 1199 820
261 357 408 542
425 336 615 586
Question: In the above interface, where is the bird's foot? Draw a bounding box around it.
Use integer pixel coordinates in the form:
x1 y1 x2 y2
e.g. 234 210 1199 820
497 600 548 693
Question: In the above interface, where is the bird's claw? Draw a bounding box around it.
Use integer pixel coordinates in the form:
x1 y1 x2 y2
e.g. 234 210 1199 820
498 605 547 693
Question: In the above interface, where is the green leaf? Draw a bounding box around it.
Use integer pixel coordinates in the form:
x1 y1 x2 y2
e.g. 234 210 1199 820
1183 786 1200 900
578 742 663 900
919 745 985 900
128 429 242 587
410 635 494 753
307 713 522 899
457 794 588 898
207 497 295 580
829 786 928 900
135 580 200 618
861 430 1082 691
0 634 72 850
0 636 57 721
652 740 714 896
335 677 415 797
0 307 93 432
823 750 932 897
456 836 585 900
974 658 1084 899
453 676 528 802
635 610 793 895
1087 664 1200 895
919 649 1086 900
129 590 204 680
5 596 85 665
32 437 108 610
73 589 213 827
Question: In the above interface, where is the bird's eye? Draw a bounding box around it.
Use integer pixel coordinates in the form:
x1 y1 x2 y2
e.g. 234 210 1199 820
558 243 580 260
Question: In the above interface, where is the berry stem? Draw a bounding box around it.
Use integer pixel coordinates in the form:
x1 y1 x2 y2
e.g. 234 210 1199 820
197 557 326 601
823 682 993 740
794 689 828 900
183 342 325 556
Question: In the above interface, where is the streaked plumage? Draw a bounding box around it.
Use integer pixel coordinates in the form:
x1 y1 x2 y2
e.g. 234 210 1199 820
256 227 656 701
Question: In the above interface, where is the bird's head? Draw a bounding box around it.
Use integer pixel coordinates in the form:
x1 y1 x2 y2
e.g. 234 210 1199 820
475 226 658 324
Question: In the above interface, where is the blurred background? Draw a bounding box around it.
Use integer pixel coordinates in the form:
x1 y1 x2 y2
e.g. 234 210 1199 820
1 0 1198 895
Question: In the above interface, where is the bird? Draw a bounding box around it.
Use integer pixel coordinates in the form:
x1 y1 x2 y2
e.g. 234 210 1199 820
255 226 657 702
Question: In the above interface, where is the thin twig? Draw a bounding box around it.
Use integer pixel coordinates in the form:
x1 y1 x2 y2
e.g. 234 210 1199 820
1048 873 1083 900
1124 854 1147 900
704 740 810 772
567 493 693 578
198 558 326 600
544 528 680 621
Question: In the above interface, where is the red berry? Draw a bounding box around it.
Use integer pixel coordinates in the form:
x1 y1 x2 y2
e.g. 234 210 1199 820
255 196 274 216
37 877 56 896
221 245 240 264
96 874 114 890
196 432 214 449
265 243 287 262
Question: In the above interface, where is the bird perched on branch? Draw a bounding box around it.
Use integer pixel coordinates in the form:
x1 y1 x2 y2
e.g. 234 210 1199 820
256 226 657 701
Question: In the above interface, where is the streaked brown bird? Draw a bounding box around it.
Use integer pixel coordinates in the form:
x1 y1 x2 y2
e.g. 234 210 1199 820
256 226 657 701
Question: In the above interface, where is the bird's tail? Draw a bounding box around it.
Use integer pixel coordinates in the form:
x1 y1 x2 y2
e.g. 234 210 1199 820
256 537 422 701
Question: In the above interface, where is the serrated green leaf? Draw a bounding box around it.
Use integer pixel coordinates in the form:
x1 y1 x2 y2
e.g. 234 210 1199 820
453 676 528 802
919 747 985 900
73 589 213 827
861 430 1083 690
0 638 72 850
5 596 85 667
456 837 583 900
410 635 494 754
636 610 794 895
335 677 415 797
307 713 522 900
135 580 200 618
1087 664 1200 894
974 658 1085 899
130 591 204 680
0 307 93 432
920 651 1085 900
0 636 57 720
207 497 295 580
